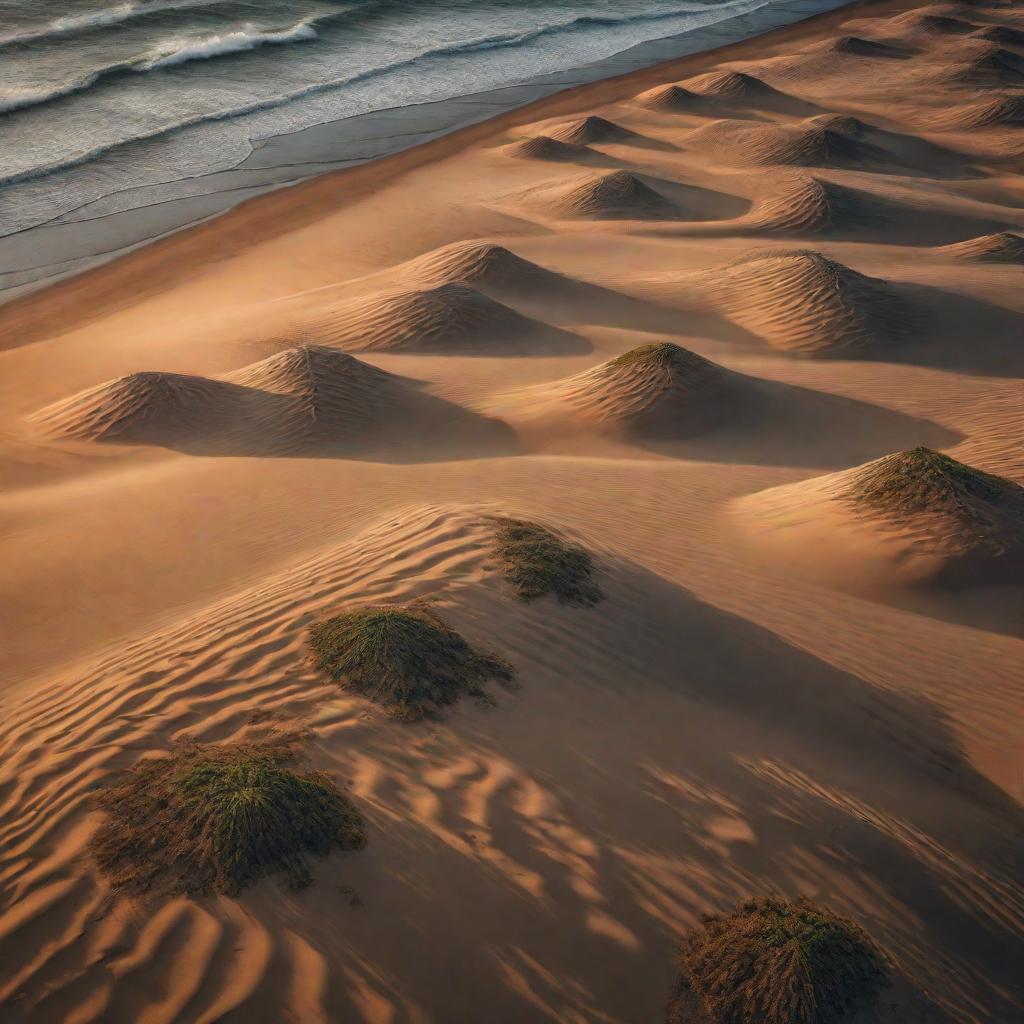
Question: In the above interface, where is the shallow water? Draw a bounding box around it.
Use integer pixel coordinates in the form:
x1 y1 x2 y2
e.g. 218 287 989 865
0 0 847 237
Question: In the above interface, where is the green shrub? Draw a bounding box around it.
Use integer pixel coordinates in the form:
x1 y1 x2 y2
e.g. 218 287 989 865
309 603 513 719
493 518 601 605
92 737 365 897
668 897 887 1024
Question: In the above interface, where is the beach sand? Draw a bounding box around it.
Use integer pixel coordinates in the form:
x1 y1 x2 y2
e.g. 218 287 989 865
1 0 1023 1021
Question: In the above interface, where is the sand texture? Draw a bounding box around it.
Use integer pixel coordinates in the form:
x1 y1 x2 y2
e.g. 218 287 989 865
1 0 1023 1022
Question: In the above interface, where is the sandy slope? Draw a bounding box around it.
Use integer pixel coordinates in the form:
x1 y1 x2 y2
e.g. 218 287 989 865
1 0 1023 1021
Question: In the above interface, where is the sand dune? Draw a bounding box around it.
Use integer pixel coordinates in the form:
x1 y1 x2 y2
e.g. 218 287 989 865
744 174 877 235
931 41 1024 84
3 0 1024 1021
399 240 573 296
486 342 735 441
929 93 1024 129
632 83 701 112
31 347 514 457
487 340 956 465
545 115 636 145
885 9 978 35
502 135 594 162
29 371 271 451
803 33 910 56
519 169 680 220
306 282 586 354
939 231 1024 262
696 249 916 356
742 171 1007 243
679 69 772 98
972 24 1024 47
734 448 1024 589
685 117 876 168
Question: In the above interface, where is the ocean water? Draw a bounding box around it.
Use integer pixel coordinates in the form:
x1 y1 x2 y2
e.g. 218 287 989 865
0 0 829 247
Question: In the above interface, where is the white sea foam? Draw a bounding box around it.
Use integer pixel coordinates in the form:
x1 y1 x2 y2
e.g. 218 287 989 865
0 1 198 47
142 22 319 70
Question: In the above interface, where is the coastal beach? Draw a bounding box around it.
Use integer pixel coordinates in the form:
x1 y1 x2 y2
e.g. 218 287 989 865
1 0 1023 1021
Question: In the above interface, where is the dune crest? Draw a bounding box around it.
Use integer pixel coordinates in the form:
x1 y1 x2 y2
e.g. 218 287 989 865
490 342 734 439
746 174 875 235
930 93 1024 129
703 249 916 355
686 118 871 168
939 231 1024 263
633 83 700 111
308 282 581 353
30 371 261 446
680 69 771 98
503 135 592 161
400 240 571 295
736 448 1024 588
522 169 678 220
545 115 635 145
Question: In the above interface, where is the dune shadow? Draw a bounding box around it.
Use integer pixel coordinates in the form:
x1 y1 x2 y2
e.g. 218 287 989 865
882 581 1024 641
33 367 521 463
301 555 1024 1024
896 282 1024 377
639 373 962 468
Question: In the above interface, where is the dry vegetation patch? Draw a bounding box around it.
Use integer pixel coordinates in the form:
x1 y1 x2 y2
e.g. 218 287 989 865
493 518 602 605
92 736 365 897
668 897 887 1024
848 447 1024 529
309 603 513 719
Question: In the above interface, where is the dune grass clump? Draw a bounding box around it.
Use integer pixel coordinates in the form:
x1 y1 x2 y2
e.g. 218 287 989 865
493 518 602 606
92 737 365 897
668 897 887 1024
309 603 513 720
850 447 1024 525
609 342 680 369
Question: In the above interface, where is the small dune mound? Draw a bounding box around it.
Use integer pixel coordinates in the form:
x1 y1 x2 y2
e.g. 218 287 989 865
801 113 867 137
527 170 677 220
509 342 735 439
705 250 914 356
889 10 975 34
504 135 593 162
841 447 1024 583
30 371 257 446
680 70 770 98
972 24 1024 47
230 345 395 447
634 83 700 111
940 45 1024 84
92 736 366 897
546 115 635 145
747 175 873 235
492 518 602 605
809 33 906 56
687 120 869 168
312 282 576 353
401 240 570 295
308 603 514 720
939 231 1024 263
931 93 1024 129
666 897 887 1024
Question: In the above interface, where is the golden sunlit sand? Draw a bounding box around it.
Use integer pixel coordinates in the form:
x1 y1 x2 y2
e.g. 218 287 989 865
1 0 1022 1021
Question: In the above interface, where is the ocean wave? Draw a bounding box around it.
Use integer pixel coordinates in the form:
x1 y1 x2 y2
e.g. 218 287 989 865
0 1 203 48
0 20 320 115
142 22 319 69
0 63 139 115
0 0 767 189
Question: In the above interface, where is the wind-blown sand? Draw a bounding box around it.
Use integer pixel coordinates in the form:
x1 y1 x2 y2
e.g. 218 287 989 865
1 0 1023 1022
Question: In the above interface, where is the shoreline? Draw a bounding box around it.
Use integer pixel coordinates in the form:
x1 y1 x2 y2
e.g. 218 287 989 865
0 0 867 338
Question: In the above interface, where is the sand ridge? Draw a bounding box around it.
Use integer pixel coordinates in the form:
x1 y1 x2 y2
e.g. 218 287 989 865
1 0 1024 1020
